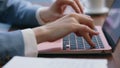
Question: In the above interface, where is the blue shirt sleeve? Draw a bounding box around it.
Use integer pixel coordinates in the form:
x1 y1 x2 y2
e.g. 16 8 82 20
0 0 42 65
0 0 41 28
0 30 24 65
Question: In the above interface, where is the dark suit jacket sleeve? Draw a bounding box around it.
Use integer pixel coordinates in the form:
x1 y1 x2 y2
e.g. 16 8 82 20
0 0 41 28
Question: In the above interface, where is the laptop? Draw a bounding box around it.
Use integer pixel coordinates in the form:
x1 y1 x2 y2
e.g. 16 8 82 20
37 0 120 54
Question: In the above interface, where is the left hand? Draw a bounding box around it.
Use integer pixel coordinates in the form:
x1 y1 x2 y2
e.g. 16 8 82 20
39 0 84 24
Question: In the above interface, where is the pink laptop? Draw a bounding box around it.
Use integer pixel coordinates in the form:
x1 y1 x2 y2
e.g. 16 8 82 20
38 0 120 54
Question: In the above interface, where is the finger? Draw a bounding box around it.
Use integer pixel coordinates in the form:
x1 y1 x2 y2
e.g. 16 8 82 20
60 0 81 13
84 25 99 35
75 32 82 36
74 0 84 13
89 34 93 39
89 32 97 39
84 25 99 40
79 15 95 29
62 5 67 12
83 33 95 47
73 14 95 29
77 25 99 37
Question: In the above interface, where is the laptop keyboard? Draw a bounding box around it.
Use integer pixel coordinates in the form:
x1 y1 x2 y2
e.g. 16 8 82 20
63 33 104 50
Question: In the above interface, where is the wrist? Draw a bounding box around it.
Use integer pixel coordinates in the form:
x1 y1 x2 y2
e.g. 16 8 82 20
36 7 49 25
39 7 50 24
32 27 48 44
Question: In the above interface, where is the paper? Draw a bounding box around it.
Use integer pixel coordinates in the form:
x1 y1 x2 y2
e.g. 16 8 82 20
3 56 108 68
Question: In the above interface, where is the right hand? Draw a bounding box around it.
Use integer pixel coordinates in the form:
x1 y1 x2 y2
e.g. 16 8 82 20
33 13 99 47
39 0 84 24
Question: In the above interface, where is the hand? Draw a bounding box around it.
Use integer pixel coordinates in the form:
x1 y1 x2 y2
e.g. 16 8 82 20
33 13 99 47
39 0 83 24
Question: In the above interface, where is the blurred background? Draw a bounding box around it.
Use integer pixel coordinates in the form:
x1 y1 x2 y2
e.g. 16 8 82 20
25 0 114 15
24 0 114 8
24 0 55 6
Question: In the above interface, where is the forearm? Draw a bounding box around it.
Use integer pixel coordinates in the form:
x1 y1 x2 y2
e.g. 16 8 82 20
0 30 24 65
0 0 41 28
0 29 38 65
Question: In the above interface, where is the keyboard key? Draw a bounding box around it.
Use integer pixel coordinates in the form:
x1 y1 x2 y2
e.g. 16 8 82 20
63 31 104 50
63 35 69 50
83 39 91 49
92 36 99 49
77 37 84 49
97 36 104 48
70 33 77 50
